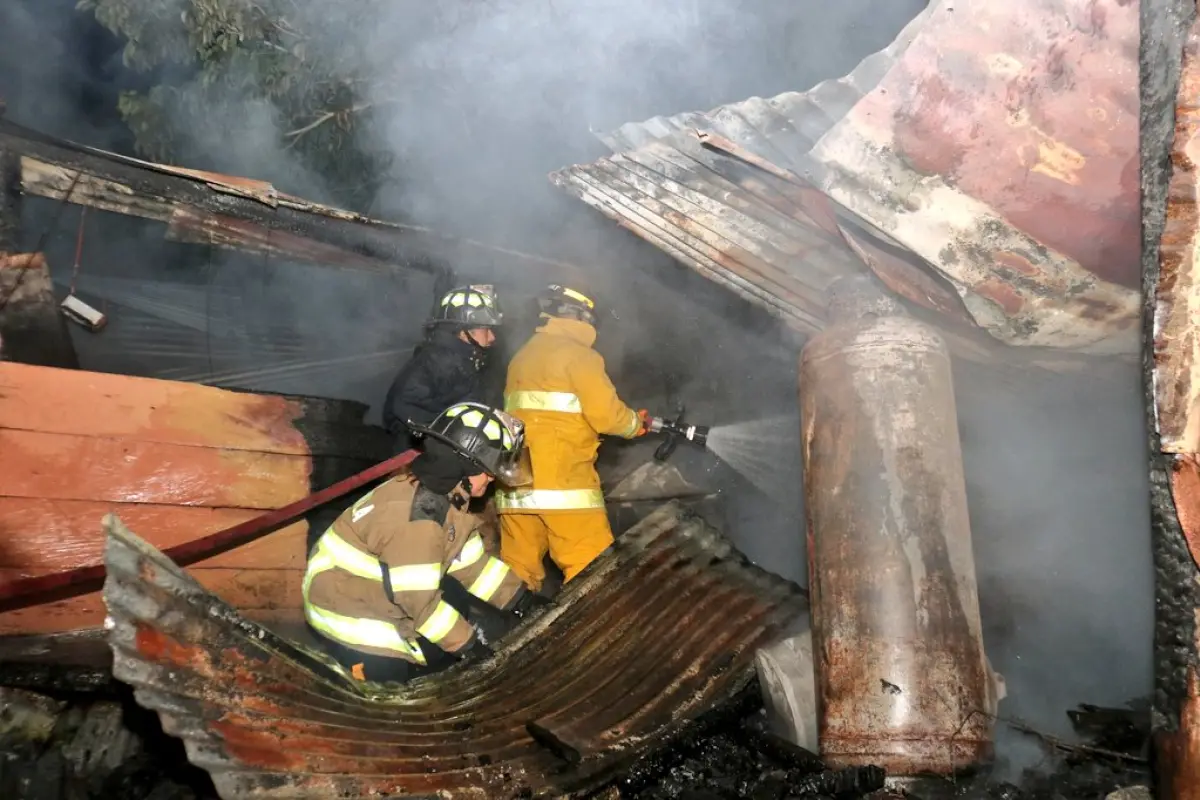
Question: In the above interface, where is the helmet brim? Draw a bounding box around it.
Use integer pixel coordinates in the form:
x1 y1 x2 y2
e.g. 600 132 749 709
408 426 489 473
408 424 531 487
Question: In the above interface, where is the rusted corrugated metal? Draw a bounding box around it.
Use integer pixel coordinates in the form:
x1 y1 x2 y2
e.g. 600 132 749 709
548 6 986 343
102 501 807 799
810 0 1140 354
598 3 936 158
0 117 599 283
550 105 870 334
552 0 1141 356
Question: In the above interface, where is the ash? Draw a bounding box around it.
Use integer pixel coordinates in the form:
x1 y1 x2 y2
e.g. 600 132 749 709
595 685 1151 800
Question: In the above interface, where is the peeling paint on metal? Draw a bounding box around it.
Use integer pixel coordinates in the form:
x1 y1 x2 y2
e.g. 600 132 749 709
553 0 1140 357
1155 11 1200 454
101 503 806 799
810 0 1140 353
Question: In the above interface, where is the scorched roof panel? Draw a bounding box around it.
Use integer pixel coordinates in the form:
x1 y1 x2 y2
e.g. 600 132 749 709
101 502 806 799
551 0 1141 357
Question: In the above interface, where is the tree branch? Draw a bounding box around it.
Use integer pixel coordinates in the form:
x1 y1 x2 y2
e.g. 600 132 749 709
283 99 395 147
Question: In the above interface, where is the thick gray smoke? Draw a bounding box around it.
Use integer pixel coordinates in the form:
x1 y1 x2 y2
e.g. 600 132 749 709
955 361 1153 776
0 0 1155 783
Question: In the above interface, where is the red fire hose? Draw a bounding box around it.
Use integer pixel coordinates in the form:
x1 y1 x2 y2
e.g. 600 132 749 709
0 449 419 614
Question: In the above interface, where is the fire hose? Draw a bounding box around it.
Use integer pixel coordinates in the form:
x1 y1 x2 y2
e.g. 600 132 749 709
0 450 420 614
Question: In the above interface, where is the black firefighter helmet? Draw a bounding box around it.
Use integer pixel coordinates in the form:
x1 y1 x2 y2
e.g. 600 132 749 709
537 284 597 326
409 402 532 487
431 285 503 329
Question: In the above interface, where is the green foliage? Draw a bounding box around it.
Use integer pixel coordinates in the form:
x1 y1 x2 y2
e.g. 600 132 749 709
79 0 393 209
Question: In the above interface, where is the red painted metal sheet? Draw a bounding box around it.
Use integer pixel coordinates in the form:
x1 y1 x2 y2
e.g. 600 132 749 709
554 0 1140 357
810 0 1140 353
101 502 806 799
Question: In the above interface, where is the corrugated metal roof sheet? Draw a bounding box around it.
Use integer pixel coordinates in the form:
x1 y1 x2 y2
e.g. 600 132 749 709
551 0 1141 356
1 117 599 281
102 502 807 799
598 2 937 159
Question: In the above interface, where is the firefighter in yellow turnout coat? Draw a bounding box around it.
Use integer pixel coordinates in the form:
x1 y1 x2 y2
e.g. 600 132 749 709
303 402 538 682
498 285 648 590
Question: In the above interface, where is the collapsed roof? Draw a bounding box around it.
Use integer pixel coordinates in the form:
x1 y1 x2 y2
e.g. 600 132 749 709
0 117 594 285
551 0 1140 365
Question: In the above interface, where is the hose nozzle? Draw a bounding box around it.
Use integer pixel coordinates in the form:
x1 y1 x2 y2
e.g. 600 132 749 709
649 416 709 448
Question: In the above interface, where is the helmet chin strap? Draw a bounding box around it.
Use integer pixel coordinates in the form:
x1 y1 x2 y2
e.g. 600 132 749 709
462 328 490 369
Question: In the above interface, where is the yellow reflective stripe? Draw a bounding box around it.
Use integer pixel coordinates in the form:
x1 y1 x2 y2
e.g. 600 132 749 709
561 287 594 307
468 557 511 602
417 600 463 644
505 391 582 414
620 409 642 438
313 529 383 582
496 487 606 511
304 604 426 664
448 533 486 574
388 562 443 591
302 550 336 600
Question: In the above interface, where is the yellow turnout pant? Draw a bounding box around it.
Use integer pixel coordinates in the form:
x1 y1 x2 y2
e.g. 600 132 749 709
499 510 613 592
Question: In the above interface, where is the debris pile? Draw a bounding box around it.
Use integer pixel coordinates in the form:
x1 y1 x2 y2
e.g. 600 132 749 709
0 686 211 800
0 674 1156 800
594 687 1152 800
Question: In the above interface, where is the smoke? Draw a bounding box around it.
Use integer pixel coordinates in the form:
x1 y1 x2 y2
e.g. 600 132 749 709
3 0 927 410
954 360 1153 776
1 0 1158 785
0 0 132 148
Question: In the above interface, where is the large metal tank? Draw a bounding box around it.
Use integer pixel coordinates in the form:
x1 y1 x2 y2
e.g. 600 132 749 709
799 276 1000 774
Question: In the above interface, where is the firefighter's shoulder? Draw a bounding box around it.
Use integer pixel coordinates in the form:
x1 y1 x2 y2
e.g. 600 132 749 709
410 484 451 525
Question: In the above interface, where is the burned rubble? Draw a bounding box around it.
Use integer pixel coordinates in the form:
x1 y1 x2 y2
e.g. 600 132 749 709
0 668 1155 800
0 685 211 800
594 679 1152 800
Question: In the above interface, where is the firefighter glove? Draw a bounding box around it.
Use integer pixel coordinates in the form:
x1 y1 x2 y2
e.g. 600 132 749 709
636 409 652 437
511 589 554 620
457 629 494 663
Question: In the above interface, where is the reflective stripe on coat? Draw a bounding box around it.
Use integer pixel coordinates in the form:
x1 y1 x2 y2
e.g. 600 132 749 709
303 476 525 662
498 317 639 513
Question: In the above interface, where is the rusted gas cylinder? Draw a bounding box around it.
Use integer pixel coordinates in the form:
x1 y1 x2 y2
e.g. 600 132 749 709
799 276 1000 774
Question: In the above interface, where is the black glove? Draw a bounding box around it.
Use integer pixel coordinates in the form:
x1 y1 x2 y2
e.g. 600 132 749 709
510 589 554 620
456 631 493 664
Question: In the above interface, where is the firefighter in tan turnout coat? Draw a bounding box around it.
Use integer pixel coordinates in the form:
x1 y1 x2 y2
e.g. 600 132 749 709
303 401 540 682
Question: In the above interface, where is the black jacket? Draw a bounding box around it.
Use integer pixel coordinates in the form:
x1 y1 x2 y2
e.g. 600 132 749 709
383 327 503 449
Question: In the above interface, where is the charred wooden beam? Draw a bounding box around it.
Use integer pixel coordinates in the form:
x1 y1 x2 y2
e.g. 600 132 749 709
0 119 430 276
0 118 602 284
1141 0 1200 796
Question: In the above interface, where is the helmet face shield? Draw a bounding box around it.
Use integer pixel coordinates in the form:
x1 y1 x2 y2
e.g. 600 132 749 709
494 445 533 487
491 409 532 487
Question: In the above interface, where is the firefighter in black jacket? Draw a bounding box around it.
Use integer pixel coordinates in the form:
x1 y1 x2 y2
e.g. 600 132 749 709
383 285 504 453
